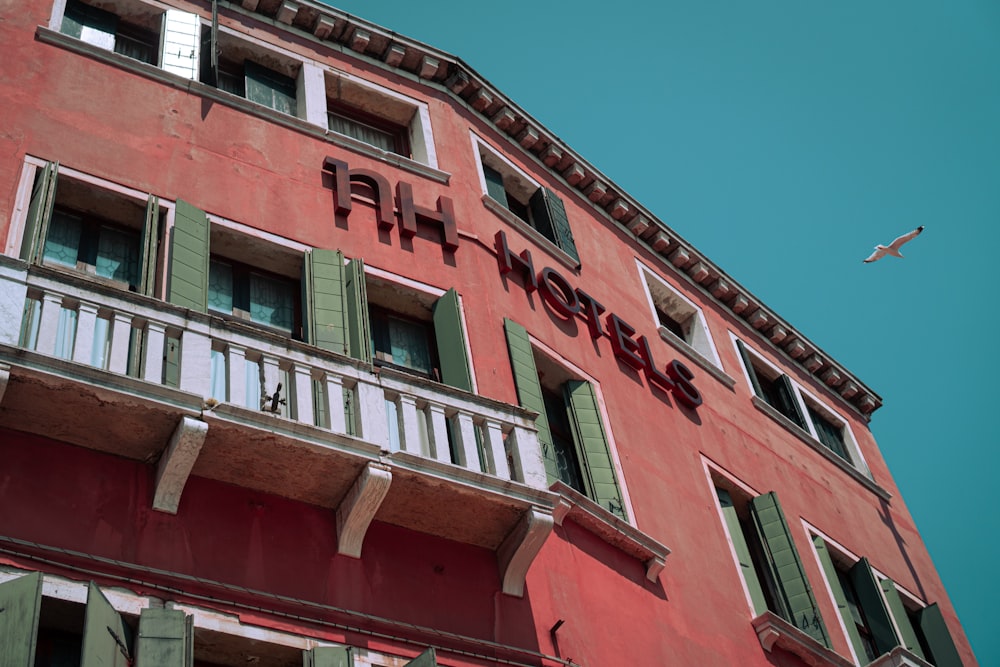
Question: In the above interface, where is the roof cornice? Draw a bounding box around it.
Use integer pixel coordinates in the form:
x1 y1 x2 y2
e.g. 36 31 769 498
224 0 883 418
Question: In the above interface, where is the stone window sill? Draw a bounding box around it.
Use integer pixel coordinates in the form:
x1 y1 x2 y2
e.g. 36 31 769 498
752 611 854 667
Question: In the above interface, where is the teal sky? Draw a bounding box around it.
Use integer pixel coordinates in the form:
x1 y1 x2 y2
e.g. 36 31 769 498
321 1 999 662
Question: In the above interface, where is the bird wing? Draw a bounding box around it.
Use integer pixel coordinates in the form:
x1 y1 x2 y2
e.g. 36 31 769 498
887 225 924 252
863 247 887 263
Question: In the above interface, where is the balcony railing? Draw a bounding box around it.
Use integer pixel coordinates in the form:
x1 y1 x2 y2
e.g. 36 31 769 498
0 258 557 594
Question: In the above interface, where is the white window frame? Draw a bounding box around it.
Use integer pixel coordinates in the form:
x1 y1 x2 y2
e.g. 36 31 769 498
730 333 868 474
636 259 722 368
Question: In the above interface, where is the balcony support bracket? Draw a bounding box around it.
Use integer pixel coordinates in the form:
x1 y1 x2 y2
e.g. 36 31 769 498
498 506 554 598
336 462 392 558
152 416 209 514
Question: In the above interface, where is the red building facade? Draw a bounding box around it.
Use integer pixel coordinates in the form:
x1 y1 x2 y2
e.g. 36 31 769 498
0 1 976 665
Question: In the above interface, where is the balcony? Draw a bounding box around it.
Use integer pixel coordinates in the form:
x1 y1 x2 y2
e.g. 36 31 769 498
0 257 556 595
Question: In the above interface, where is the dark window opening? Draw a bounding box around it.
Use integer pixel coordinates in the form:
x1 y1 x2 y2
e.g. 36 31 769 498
208 258 300 336
327 102 410 157
807 406 849 460
370 306 438 379
542 385 586 494
61 0 160 65
43 208 141 290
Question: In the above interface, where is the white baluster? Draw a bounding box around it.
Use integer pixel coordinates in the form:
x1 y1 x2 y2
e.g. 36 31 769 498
180 329 212 397
142 321 166 383
323 373 347 435
292 364 314 425
35 292 64 356
482 419 511 480
424 402 450 464
107 311 132 375
451 411 479 472
71 302 99 366
355 380 389 449
227 344 248 407
508 426 547 489
396 394 422 455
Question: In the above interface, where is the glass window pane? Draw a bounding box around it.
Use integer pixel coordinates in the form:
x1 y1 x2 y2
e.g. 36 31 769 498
55 307 78 360
210 349 228 402
249 272 294 332
328 112 396 152
387 317 432 374
208 260 234 314
95 226 139 287
44 212 83 268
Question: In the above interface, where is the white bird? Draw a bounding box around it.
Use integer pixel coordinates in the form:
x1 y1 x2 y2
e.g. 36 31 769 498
863 226 925 263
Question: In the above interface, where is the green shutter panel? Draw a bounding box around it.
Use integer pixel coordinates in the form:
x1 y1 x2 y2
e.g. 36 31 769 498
245 60 297 115
61 0 118 42
303 249 348 354
0 571 42 665
82 581 131 667
21 161 59 263
880 579 925 660
482 164 507 205
503 318 556 483
135 608 193 667
718 489 768 615
813 536 868 661
750 493 830 647
168 199 210 311
404 648 437 666
343 258 371 363
776 375 807 429
565 380 626 520
140 195 161 296
849 558 899 657
735 339 765 399
432 288 473 392
916 603 963 667
529 188 578 263
303 646 353 667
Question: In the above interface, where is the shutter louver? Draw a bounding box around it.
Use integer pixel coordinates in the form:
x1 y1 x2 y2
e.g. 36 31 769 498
0 571 43 665
916 603 963 667
82 581 131 667
344 258 371 363
304 249 348 354
140 195 160 296
750 493 829 647
303 646 353 667
135 608 193 667
719 488 768 615
528 188 578 263
735 339 765 399
565 380 626 519
161 10 200 80
503 318 557 483
168 199 210 311
432 288 473 392
813 536 868 661
21 161 59 264
880 579 925 660
849 558 899 656
483 164 507 205
776 375 807 429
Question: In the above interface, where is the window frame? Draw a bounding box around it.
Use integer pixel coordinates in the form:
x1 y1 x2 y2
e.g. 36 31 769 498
732 335 870 475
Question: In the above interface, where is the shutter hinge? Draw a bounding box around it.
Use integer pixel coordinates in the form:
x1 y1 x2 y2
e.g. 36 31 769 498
107 626 133 665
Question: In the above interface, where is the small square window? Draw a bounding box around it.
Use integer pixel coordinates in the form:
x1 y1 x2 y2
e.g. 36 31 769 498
639 263 721 367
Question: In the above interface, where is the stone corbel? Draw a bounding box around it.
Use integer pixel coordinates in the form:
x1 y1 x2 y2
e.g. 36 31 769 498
152 416 208 514
497 507 554 597
336 462 392 558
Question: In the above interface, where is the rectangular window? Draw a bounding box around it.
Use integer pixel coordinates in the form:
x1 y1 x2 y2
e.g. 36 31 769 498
199 31 299 116
503 318 626 519
638 262 722 367
208 258 298 335
60 0 160 65
370 306 437 378
713 483 830 646
476 140 579 263
328 105 409 156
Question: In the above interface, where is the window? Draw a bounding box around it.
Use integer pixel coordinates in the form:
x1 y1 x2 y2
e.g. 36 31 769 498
208 258 298 334
200 31 298 116
735 338 865 468
20 161 162 296
713 483 830 647
475 140 579 263
60 0 160 65
503 318 626 519
638 262 721 367
324 72 434 165
812 537 964 666
370 307 437 378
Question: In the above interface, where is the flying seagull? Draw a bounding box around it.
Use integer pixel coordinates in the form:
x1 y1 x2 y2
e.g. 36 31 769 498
863 226 925 263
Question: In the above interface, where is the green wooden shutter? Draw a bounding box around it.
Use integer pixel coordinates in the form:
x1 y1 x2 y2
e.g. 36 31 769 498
750 493 829 647
916 603 963 667
482 164 507 205
21 161 59 263
432 288 473 392
303 249 348 354
529 188 578 263
849 558 899 657
140 195 161 296
245 60 297 115
735 339 765 399
82 581 131 667
135 608 193 667
0 571 43 665
503 318 556 483
344 258 371 363
880 579 925 660
404 648 437 666
168 199 210 311
61 0 118 43
776 375 807 429
813 536 868 660
565 380 626 519
719 488 768 616
303 646 353 667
